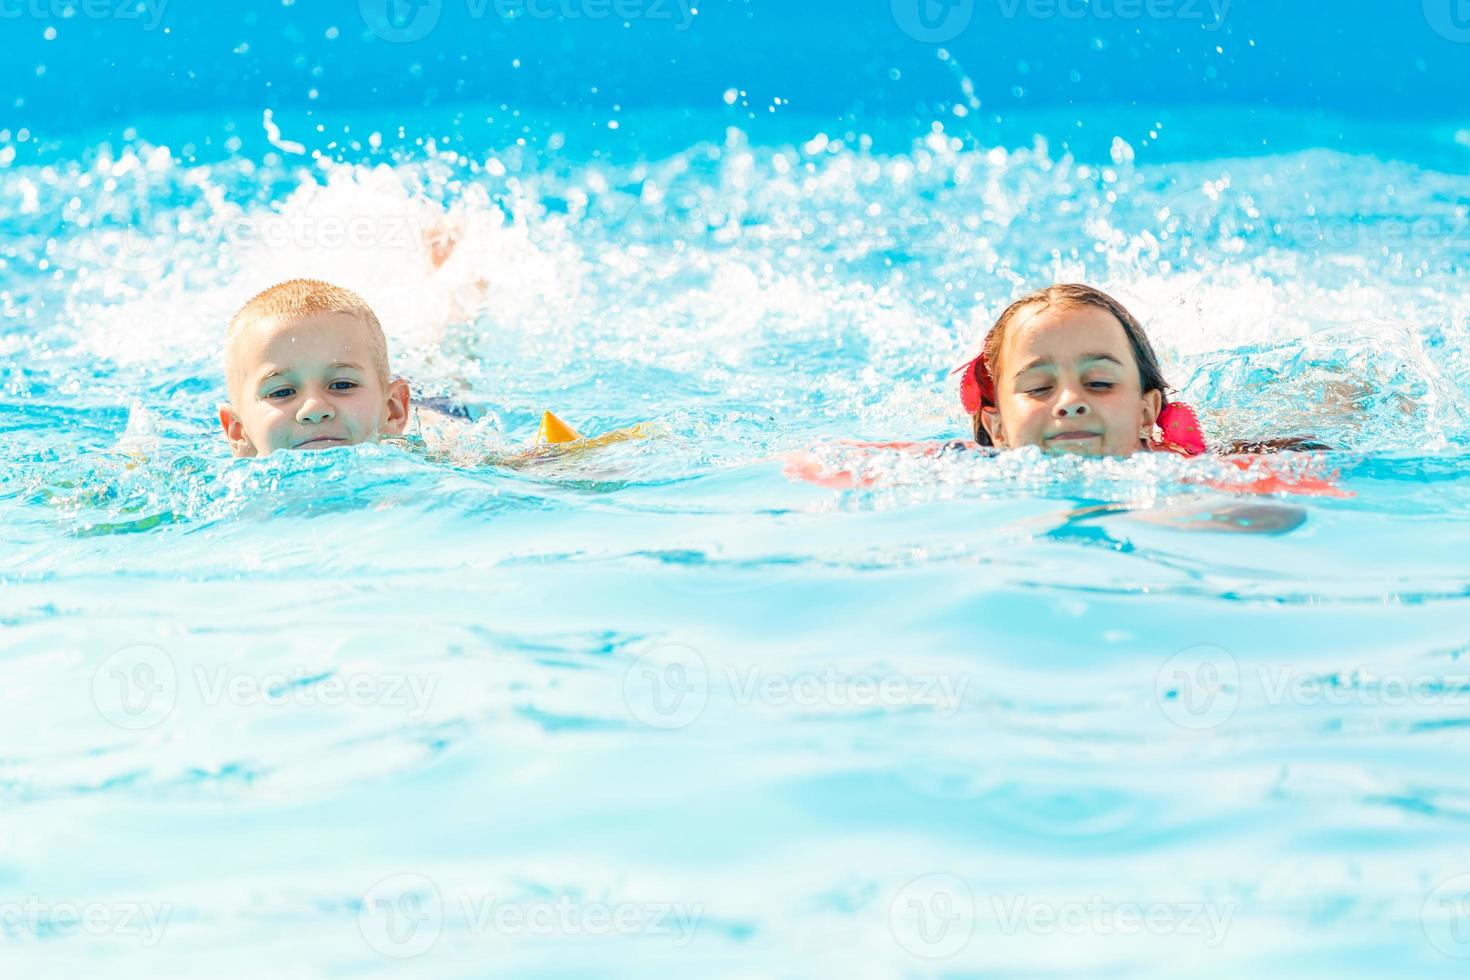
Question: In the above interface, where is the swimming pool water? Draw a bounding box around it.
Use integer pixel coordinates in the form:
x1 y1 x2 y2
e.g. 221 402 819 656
4 43 1470 980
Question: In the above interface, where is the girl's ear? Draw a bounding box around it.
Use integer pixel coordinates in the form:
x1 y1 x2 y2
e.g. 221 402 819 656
1141 389 1164 438
218 405 257 458
979 406 1005 447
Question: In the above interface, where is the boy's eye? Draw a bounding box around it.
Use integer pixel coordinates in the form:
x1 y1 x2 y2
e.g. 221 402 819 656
329 380 359 391
265 387 295 400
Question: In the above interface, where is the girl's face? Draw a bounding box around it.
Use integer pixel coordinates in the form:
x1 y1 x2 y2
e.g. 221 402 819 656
979 304 1162 458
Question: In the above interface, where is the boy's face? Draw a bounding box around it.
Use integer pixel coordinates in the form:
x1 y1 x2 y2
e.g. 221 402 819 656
980 304 1162 458
219 312 410 458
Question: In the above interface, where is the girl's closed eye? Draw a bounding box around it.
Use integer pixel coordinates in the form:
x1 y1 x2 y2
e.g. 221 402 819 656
1027 384 1113 396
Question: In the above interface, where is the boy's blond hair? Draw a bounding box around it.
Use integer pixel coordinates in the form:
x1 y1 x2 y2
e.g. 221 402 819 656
225 279 391 400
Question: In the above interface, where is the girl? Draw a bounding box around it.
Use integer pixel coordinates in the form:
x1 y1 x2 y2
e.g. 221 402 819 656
958 283 1330 457
781 281 1346 529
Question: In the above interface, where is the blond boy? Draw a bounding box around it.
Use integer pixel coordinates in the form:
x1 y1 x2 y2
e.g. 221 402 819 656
219 279 410 457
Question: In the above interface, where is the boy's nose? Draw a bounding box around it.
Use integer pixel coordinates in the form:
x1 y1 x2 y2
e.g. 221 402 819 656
297 398 335 424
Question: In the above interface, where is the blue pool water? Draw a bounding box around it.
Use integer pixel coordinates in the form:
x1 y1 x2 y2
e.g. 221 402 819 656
4 4 1470 977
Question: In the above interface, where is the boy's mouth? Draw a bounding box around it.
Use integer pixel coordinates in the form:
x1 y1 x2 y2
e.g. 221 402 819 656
293 435 348 450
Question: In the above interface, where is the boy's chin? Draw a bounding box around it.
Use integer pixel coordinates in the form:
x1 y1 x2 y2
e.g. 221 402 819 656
287 432 385 452
292 436 354 451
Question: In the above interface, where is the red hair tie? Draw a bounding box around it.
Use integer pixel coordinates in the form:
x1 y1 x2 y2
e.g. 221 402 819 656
954 353 994 415
1155 402 1207 456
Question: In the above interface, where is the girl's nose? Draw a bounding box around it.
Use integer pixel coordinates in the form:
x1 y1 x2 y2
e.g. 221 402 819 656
1055 390 1090 417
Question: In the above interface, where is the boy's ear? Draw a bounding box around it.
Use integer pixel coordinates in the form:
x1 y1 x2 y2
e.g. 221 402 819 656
380 378 411 437
218 405 257 458
979 406 1005 447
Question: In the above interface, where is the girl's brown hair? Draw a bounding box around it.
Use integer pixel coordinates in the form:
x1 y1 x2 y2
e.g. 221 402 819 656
968 284 1173 445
